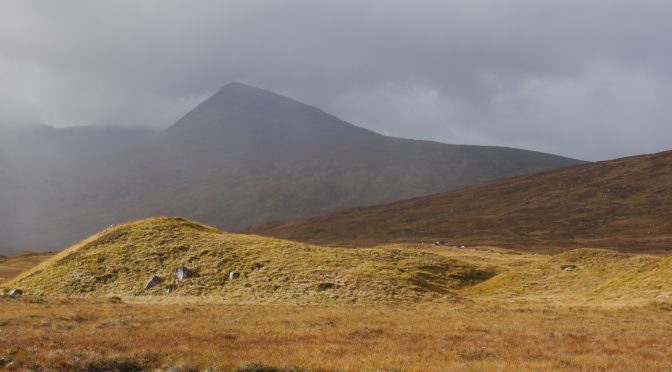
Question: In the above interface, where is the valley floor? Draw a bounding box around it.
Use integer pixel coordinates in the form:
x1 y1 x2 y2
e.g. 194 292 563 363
1 297 671 371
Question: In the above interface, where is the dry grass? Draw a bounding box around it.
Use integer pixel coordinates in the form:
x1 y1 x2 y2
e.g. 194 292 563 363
4 218 494 304
4 218 672 307
0 297 671 371
464 248 672 306
0 253 53 285
2 217 672 370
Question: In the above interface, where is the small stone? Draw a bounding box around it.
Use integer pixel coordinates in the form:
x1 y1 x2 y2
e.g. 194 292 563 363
229 271 240 280
175 266 192 280
144 276 162 290
317 282 336 291
8 289 22 298
561 265 577 271
164 284 176 294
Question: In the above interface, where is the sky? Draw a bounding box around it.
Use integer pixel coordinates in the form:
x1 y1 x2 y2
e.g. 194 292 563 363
1 0 671 161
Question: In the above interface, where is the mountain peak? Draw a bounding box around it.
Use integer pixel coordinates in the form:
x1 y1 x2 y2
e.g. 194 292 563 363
203 81 300 109
164 82 380 146
219 81 264 91
214 81 274 97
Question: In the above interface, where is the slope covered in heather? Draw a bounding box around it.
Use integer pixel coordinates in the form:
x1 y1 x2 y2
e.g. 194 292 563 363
250 150 672 253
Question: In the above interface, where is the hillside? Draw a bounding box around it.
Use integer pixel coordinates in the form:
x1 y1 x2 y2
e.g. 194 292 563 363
0 82 581 254
3 217 671 308
3 217 496 303
464 249 672 306
250 150 672 253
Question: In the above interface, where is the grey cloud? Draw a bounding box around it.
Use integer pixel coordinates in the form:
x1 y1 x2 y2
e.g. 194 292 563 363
1 0 671 160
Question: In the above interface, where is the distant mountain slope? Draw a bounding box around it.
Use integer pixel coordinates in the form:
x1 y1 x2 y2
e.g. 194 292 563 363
249 150 672 253
0 83 581 253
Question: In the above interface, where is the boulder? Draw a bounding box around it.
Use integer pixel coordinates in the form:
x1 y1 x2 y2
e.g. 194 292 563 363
229 271 240 280
561 265 577 271
144 275 162 290
175 266 193 280
8 288 22 298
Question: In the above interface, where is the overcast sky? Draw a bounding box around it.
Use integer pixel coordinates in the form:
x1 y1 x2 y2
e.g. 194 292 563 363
1 1 671 160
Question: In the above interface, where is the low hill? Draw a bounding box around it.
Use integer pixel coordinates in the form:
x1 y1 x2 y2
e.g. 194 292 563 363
3 217 496 304
250 150 672 253
0 82 581 254
3 218 670 307
464 249 672 306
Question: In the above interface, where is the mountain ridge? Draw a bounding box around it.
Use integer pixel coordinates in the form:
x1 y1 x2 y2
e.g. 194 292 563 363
0 83 582 254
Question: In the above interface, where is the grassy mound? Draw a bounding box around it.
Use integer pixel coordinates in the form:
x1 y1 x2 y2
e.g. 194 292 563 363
592 255 672 304
3 217 495 304
464 248 672 305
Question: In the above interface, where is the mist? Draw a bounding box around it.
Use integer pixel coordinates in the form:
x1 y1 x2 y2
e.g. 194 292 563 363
1 0 671 160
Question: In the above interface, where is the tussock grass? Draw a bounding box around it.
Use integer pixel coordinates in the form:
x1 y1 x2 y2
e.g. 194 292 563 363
1 298 671 370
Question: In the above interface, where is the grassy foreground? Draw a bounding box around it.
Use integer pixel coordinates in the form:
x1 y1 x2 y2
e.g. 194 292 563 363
2 217 672 370
0 298 671 371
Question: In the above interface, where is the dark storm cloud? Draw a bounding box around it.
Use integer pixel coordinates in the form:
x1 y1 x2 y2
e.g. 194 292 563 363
1 0 671 160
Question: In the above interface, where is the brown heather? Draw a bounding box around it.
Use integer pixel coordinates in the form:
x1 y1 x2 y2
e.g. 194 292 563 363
0 298 671 370
250 150 672 253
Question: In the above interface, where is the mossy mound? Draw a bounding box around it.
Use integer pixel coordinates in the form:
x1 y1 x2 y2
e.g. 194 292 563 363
4 217 495 304
463 248 672 305
591 255 672 304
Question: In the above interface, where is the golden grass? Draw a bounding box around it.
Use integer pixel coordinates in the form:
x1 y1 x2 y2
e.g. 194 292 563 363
3 217 494 304
0 253 53 285
1 298 671 370
4 218 672 308
2 217 672 369
464 248 672 306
